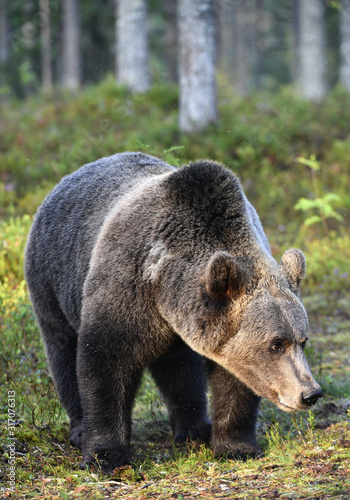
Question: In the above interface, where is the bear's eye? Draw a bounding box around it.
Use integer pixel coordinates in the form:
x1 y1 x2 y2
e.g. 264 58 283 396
300 339 307 349
270 340 283 352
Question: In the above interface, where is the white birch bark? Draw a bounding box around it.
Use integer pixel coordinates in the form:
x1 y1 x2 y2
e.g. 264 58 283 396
340 0 350 91
115 0 150 93
298 0 327 102
39 0 52 92
178 0 217 133
62 0 81 91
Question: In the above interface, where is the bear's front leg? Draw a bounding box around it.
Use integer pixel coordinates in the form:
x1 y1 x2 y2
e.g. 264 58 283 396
208 362 262 459
77 328 143 474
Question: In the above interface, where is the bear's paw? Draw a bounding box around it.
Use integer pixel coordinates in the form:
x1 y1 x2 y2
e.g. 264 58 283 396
212 439 263 460
81 446 131 474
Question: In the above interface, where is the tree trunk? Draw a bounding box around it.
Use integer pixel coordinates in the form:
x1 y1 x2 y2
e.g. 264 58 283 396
298 0 327 101
62 0 81 91
0 0 8 64
115 0 150 93
254 0 263 89
340 0 350 91
292 0 300 83
218 0 235 80
163 0 177 83
235 0 250 96
178 0 217 133
39 0 52 92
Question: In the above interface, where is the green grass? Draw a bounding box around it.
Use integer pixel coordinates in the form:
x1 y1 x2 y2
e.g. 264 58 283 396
2 76 350 291
1 80 350 498
0 218 349 500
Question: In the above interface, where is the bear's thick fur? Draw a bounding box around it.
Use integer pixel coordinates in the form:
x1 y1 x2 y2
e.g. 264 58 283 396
25 152 322 472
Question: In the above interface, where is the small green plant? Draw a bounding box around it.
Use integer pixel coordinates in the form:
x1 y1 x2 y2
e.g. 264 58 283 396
303 235 350 291
162 146 185 167
307 410 315 440
294 155 344 238
265 422 285 451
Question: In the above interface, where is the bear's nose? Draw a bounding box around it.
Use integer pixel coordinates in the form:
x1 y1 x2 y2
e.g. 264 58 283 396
301 388 323 407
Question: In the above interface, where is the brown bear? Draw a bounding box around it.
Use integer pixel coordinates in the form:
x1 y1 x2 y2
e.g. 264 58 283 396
25 152 322 473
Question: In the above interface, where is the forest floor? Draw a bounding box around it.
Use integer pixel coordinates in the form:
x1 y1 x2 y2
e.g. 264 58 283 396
1 290 349 500
1 81 350 499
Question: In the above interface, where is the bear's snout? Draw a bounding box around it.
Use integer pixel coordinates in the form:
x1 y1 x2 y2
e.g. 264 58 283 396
301 387 323 407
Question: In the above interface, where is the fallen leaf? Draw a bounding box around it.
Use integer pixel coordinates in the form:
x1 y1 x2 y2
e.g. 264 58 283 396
74 485 87 493
307 463 333 474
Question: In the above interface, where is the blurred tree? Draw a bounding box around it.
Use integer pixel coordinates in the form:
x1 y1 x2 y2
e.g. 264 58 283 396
0 0 8 65
178 0 217 132
235 0 251 95
115 0 150 92
218 0 235 82
254 0 263 89
62 0 81 90
298 0 327 101
218 0 251 95
292 0 300 83
80 1 115 83
9 1 40 97
340 0 350 91
0 0 344 98
39 0 52 92
163 0 177 82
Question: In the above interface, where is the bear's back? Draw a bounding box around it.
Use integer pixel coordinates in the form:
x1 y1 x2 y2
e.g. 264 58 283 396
25 152 174 331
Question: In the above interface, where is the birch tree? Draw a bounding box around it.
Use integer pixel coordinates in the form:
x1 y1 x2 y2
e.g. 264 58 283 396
298 0 327 101
178 0 217 133
115 0 150 93
62 0 81 90
340 0 350 91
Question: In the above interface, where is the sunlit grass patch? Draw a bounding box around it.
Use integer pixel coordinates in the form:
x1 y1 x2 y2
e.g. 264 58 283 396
1 81 350 497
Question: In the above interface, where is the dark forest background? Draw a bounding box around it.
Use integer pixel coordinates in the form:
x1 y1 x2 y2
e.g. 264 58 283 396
0 0 347 99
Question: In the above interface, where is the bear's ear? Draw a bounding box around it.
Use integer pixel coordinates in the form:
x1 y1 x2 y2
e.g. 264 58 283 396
280 249 306 292
205 251 246 301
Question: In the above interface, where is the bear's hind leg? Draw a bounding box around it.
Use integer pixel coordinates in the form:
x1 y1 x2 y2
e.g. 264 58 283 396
36 311 83 449
208 362 262 459
150 348 211 443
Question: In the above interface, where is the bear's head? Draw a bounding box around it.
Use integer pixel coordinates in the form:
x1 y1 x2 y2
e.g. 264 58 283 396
200 248 322 412
158 247 322 413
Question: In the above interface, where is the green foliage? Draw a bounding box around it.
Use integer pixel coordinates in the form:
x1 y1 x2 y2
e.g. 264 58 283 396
1 82 350 498
1 80 350 230
264 423 285 452
303 235 350 290
295 155 344 238
295 193 343 227
0 215 32 282
162 145 185 167
288 154 350 291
